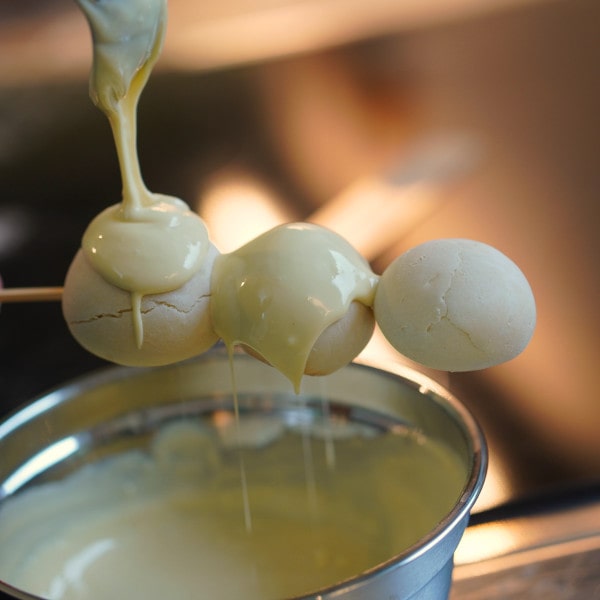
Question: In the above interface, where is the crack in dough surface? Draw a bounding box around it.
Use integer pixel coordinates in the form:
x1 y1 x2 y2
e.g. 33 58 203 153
374 239 536 372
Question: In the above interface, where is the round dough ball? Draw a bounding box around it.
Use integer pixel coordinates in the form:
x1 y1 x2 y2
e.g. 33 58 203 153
374 238 536 372
304 301 375 376
62 245 220 366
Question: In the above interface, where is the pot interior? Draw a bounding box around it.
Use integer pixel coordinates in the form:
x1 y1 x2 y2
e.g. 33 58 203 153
0 350 486 599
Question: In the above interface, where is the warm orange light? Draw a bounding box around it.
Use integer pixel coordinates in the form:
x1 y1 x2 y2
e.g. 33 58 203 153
455 522 520 565
1 0 546 84
196 168 297 253
163 0 546 73
309 180 442 261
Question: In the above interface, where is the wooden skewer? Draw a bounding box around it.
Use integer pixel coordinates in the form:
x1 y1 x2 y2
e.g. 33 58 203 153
0 287 64 303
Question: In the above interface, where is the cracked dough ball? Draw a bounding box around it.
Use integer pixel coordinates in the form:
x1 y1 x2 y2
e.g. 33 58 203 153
374 239 536 372
62 245 220 366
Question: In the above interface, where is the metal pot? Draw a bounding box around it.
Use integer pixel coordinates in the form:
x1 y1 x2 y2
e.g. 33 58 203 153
0 348 486 599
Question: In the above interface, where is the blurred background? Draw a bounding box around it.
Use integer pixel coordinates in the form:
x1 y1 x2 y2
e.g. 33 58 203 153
0 0 599 538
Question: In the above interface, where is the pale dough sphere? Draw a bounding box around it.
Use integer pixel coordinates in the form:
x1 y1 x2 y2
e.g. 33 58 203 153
374 239 536 372
62 245 220 366
304 301 375 376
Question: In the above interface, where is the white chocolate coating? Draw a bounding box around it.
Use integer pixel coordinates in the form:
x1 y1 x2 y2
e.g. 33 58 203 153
374 239 536 372
82 196 210 296
79 197 213 348
64 0 220 364
62 244 219 367
211 223 378 390
243 300 376 378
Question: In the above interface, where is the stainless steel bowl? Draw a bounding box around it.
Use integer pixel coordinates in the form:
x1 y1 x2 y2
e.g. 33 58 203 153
0 348 486 599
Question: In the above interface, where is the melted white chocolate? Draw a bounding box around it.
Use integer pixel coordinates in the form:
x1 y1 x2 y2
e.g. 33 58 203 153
211 223 379 391
67 0 381 378
0 420 467 600
82 197 211 347
78 0 167 215
65 0 535 380
71 0 213 349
